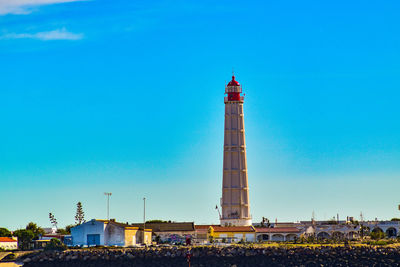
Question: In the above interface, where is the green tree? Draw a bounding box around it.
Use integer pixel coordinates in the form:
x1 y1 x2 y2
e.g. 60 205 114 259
0 227 12 237
56 228 69 235
146 220 168 223
49 213 58 229
55 223 76 235
75 202 85 225
13 229 35 250
327 218 338 225
65 224 75 234
25 222 45 239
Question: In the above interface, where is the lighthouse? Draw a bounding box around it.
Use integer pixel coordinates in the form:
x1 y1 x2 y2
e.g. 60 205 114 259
220 75 252 227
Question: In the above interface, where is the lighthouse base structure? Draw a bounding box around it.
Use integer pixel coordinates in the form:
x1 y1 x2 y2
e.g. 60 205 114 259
220 218 252 227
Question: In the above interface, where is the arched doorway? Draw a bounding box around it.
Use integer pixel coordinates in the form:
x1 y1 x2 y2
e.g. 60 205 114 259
257 234 269 242
286 234 297 241
317 232 330 239
271 234 284 242
386 227 397 238
332 231 345 240
372 227 384 233
348 231 358 240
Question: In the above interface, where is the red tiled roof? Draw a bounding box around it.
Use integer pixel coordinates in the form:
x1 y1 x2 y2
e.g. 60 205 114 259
131 222 194 232
211 226 255 232
255 227 301 233
195 225 219 230
43 234 63 238
0 237 17 242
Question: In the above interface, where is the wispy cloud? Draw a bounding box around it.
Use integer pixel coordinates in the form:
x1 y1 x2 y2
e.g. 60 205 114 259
1 28 84 40
0 0 85 15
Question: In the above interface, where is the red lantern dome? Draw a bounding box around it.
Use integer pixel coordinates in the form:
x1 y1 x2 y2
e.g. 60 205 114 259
227 75 240 86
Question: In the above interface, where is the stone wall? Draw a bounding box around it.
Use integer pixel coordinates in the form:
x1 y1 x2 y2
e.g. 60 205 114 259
20 245 400 267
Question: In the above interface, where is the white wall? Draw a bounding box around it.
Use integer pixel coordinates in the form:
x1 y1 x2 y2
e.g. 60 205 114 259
105 224 125 246
234 233 243 241
71 220 105 246
245 234 255 242
0 241 18 250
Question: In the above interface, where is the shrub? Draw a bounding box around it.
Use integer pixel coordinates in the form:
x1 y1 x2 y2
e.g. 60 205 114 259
44 238 67 251
370 231 385 240
3 253 16 261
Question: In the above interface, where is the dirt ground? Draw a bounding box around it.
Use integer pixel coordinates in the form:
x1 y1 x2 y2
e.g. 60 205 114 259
0 263 22 267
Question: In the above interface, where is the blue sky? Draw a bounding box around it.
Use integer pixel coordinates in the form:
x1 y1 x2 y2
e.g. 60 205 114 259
1 0 399 230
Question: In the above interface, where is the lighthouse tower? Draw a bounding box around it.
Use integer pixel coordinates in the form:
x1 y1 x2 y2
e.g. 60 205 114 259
220 75 252 227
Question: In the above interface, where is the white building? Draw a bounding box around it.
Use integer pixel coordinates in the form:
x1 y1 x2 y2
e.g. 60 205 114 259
255 227 302 242
364 221 400 238
0 237 18 250
221 75 252 227
131 222 195 244
71 219 151 247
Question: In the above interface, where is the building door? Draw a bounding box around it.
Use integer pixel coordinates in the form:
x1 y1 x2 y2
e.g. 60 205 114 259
87 234 100 246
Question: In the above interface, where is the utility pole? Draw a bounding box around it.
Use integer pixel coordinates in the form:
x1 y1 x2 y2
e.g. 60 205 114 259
360 211 365 239
104 192 112 220
143 197 146 244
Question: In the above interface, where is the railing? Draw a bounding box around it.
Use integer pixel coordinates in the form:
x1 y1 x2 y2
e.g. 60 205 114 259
224 96 244 102
225 85 242 92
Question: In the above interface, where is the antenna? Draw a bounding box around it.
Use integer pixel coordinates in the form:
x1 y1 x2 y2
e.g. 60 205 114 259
215 205 221 219
104 192 112 220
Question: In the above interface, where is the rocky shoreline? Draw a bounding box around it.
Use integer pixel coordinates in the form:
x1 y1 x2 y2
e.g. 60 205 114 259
18 246 400 266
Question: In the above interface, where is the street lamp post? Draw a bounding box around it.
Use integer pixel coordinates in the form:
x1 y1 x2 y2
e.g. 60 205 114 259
143 197 146 244
104 192 112 220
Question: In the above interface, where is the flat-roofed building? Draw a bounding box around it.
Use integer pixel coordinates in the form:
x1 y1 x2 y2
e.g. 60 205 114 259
0 237 18 250
132 222 195 244
194 225 219 244
71 219 151 247
255 227 302 242
208 226 256 243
